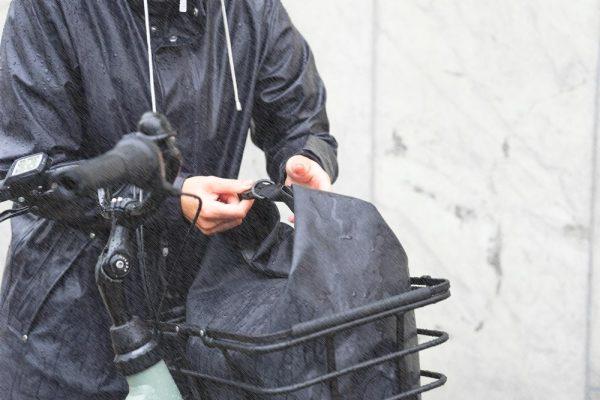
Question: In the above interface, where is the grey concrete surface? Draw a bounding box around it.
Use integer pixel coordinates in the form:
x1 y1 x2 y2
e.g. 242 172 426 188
0 1 598 399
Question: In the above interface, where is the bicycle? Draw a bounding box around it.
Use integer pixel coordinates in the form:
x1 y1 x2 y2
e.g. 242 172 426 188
0 112 451 400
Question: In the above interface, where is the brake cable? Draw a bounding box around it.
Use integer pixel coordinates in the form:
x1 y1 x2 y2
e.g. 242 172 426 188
155 191 203 322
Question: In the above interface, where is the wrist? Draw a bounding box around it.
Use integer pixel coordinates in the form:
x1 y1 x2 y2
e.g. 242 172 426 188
174 172 192 192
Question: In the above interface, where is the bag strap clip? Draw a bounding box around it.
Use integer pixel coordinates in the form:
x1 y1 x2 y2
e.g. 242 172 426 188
239 179 294 211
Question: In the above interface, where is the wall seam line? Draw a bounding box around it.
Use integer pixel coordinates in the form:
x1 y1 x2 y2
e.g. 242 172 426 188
584 6 600 398
369 0 379 204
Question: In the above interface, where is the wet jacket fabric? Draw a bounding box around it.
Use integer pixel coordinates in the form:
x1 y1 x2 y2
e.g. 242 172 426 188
0 0 338 398
187 186 420 399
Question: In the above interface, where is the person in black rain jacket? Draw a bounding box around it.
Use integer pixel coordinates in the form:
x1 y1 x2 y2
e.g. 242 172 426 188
0 0 338 398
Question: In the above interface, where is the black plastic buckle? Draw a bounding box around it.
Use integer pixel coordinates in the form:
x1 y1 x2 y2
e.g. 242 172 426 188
239 179 294 211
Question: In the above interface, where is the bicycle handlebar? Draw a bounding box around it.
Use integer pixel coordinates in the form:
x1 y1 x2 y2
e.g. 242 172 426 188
57 133 163 194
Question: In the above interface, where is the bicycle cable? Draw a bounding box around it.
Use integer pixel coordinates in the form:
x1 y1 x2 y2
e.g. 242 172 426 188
155 191 202 322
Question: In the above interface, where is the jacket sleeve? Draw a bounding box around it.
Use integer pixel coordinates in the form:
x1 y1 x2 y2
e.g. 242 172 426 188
0 1 106 228
0 0 84 174
251 0 339 184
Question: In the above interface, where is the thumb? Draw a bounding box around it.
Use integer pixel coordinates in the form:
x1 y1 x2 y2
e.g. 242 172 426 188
206 177 253 194
286 155 313 184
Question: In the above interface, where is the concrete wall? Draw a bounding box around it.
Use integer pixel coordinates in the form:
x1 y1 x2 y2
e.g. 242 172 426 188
0 1 598 399
249 1 600 399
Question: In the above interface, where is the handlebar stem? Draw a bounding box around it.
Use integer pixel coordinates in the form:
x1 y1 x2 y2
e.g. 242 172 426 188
96 202 163 376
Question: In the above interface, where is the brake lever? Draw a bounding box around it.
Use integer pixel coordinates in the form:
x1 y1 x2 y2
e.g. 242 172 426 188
238 179 294 212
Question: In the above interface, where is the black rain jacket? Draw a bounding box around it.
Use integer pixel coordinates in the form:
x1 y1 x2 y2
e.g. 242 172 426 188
0 0 338 398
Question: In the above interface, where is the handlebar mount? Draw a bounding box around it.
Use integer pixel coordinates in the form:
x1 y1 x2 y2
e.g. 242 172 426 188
72 113 183 376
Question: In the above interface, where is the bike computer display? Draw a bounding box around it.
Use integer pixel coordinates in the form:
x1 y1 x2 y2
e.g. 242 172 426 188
2 152 50 193
6 153 48 180
0 153 49 202
7 153 48 179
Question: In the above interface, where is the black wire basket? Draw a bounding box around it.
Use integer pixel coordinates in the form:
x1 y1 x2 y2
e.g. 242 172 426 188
158 276 450 399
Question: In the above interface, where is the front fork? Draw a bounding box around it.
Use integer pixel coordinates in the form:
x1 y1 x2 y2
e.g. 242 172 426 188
96 204 183 400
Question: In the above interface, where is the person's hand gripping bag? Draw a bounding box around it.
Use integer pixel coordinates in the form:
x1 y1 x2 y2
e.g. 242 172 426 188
186 185 420 399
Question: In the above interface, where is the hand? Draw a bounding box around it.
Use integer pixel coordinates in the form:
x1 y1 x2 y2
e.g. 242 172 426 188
284 155 332 223
284 155 332 191
180 176 254 235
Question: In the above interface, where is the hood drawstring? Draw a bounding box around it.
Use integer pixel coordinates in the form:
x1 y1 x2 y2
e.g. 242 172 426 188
142 0 157 113
220 0 242 111
142 0 242 113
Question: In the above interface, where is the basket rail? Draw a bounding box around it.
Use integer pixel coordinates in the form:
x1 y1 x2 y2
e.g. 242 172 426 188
170 330 447 397
157 276 451 398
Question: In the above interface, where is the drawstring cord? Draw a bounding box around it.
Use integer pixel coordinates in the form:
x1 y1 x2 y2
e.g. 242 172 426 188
143 0 242 113
220 0 242 111
140 1 155 312
142 0 157 113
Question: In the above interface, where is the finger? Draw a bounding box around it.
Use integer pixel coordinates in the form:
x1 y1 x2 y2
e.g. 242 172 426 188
238 198 254 215
286 156 313 184
200 199 253 232
206 176 253 195
288 214 295 224
288 171 332 191
219 192 246 205
202 199 254 220
313 172 333 191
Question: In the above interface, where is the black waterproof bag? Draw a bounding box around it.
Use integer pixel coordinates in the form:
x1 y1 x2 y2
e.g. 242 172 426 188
183 185 449 399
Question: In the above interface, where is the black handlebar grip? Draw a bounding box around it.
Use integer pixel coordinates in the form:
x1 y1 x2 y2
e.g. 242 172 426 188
57 134 162 193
